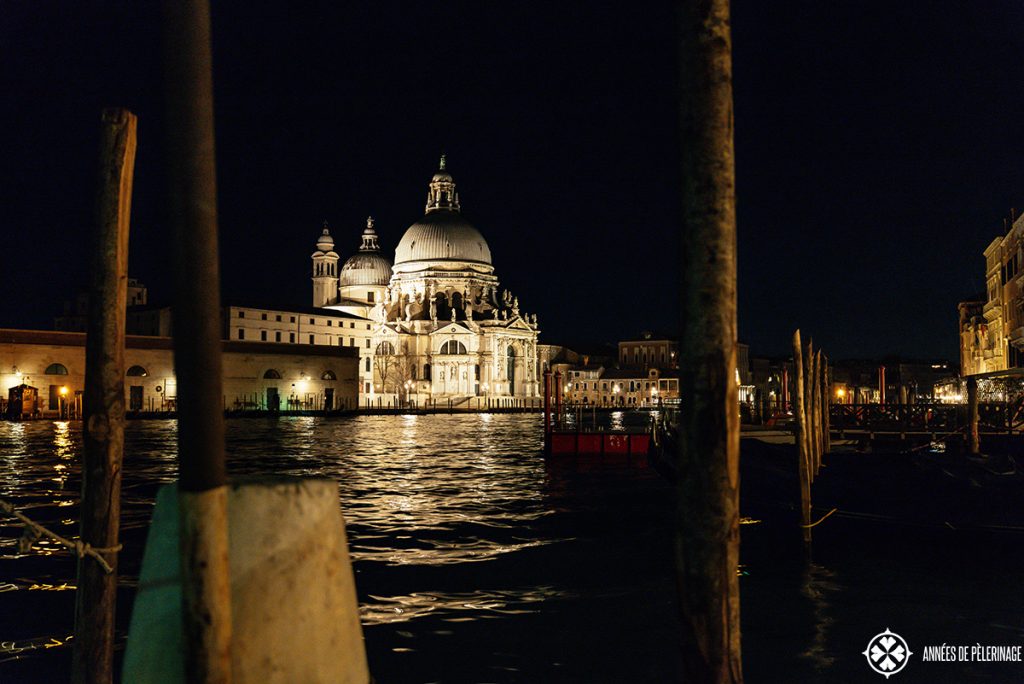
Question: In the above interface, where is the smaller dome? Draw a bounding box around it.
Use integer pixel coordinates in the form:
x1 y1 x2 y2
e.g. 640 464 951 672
340 253 392 286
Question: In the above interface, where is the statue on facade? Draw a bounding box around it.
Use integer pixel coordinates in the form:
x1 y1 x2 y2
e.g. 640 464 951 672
430 295 437 323
451 307 457 322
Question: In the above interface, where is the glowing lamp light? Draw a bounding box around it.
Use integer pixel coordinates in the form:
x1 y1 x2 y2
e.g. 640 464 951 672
59 386 68 396
836 388 846 398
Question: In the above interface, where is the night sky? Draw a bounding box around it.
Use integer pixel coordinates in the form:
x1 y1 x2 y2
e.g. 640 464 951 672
3 2 1024 361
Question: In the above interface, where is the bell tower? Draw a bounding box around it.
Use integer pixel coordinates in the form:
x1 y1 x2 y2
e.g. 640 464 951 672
312 222 339 307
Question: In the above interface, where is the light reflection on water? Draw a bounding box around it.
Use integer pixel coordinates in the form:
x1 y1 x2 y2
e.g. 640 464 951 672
0 414 678 681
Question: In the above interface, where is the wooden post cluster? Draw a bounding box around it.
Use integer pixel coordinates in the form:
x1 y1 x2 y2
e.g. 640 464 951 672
72 108 137 684
791 330 831 543
677 0 743 680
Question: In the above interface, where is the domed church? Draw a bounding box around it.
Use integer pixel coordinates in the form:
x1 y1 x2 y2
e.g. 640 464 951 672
313 157 541 401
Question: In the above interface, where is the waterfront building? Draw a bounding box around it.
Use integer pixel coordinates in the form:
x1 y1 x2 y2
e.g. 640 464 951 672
315 158 541 401
0 329 358 417
960 212 1024 377
618 332 678 370
566 367 679 407
226 304 376 395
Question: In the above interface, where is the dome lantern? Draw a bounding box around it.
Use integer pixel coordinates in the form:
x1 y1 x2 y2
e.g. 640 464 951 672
360 216 382 252
425 154 460 214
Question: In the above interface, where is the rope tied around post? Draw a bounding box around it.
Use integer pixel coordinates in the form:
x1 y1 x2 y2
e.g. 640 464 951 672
0 498 122 574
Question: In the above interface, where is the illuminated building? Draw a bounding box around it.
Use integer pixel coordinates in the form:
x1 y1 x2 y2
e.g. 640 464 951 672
0 329 359 417
314 157 541 401
960 211 1024 376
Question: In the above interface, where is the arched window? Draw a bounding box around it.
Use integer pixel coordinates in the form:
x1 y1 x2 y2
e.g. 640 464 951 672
376 341 396 356
263 369 282 379
45 363 68 375
423 363 431 380
127 365 148 377
440 340 467 355
321 370 337 381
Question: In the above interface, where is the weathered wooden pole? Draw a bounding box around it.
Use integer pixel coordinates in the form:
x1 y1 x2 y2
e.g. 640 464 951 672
813 349 823 475
71 108 137 684
967 375 980 454
677 0 743 679
781 366 788 413
164 0 233 681
805 341 817 483
792 331 811 543
822 355 831 456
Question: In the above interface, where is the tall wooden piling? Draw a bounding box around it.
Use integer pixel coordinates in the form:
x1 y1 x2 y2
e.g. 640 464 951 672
72 108 137 684
822 355 831 456
164 0 233 681
805 341 817 483
792 331 812 543
813 349 823 475
967 375 980 454
677 0 743 679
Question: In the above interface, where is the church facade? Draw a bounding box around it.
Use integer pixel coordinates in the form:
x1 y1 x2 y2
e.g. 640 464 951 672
313 158 541 401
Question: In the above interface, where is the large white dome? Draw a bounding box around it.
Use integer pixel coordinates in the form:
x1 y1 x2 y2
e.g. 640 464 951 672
393 158 492 269
394 210 492 266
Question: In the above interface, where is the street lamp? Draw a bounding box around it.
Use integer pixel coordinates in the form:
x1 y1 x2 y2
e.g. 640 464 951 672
59 385 68 419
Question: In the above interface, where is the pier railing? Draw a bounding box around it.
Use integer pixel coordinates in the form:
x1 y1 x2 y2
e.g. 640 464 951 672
829 402 1024 435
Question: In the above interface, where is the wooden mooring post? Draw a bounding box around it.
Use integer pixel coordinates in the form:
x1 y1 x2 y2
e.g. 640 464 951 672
164 0 233 680
792 331 812 543
677 0 743 679
967 375 980 454
822 355 831 456
71 108 137 684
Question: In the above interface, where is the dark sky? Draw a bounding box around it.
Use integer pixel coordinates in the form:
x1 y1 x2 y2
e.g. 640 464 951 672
3 2 1024 361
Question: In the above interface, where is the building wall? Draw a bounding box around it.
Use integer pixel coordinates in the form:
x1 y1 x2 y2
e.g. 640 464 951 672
0 330 358 416
618 336 678 369
226 306 375 394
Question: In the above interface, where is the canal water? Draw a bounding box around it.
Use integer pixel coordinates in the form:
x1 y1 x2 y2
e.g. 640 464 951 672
1 415 1023 682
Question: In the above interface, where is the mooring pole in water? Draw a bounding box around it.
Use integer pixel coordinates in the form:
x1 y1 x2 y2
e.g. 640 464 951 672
677 0 743 679
792 331 812 543
71 108 137 684
805 341 817 484
813 349 823 475
543 369 552 440
164 0 233 681
819 356 827 456
554 371 562 429
879 365 886 405
967 375 979 454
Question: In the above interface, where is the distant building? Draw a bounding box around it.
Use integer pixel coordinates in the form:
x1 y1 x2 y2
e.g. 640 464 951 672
618 332 677 370
960 212 1024 376
0 329 358 417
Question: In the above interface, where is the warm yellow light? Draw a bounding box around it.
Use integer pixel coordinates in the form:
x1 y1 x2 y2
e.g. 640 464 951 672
837 388 846 398
59 386 68 396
